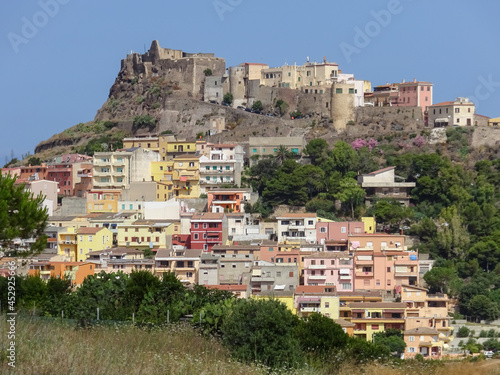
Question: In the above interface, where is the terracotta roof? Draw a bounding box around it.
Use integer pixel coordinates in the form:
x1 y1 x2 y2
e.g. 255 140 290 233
191 213 224 220
277 213 317 218
475 114 490 119
173 154 199 159
87 248 143 256
212 245 259 250
305 252 351 259
210 143 238 148
366 166 395 175
401 284 428 292
348 302 406 309
334 319 355 327
295 285 336 294
404 327 439 335
432 101 474 107
77 227 104 235
206 284 248 291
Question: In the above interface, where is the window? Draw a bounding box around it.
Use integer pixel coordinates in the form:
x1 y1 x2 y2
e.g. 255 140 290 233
79 235 83 242
455 108 460 113
387 267 391 273
409 336 415 342
372 324 379 330
341 226 346 233
320 227 326 233
325 302 330 308
366 241 373 248
88 236 93 242
194 223 199 229
407 347 416 353
336 88 343 94
252 148 257 153
308 220 313 225
193 233 199 240
348 88 354 94
341 283 352 290
289 271 294 277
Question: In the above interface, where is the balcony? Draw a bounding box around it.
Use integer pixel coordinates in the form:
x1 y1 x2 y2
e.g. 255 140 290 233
93 160 112 166
206 238 221 243
355 271 373 277
212 200 237 205
300 307 320 313
340 274 352 280
203 169 234 175
40 270 51 275
355 260 374 265
288 225 305 230
308 275 327 280
251 276 274 282
59 240 76 245
77 173 91 178
308 264 327 269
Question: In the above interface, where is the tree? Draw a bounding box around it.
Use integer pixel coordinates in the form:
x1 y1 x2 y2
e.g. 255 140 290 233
329 140 358 175
304 138 329 166
372 199 413 231
373 329 406 355
203 68 212 76
423 266 462 296
27 156 42 166
251 100 263 112
221 298 303 368
335 177 365 220
222 93 233 106
296 313 349 356
275 99 289 116
274 145 294 164
436 206 470 260
468 295 500 322
0 174 48 257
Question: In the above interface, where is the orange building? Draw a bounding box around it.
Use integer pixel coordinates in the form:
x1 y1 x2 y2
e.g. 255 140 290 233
29 261 95 285
87 189 122 213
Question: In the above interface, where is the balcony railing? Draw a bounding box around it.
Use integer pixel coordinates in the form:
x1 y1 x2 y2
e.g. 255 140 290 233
300 307 320 313
355 271 373 277
308 264 326 269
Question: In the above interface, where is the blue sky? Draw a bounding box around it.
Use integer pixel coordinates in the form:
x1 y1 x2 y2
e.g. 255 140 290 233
1 0 499 164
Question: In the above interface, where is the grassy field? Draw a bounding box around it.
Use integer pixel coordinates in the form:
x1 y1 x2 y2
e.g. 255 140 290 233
0 318 499 375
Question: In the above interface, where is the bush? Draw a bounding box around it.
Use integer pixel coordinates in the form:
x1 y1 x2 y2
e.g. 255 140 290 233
457 326 471 338
132 115 156 131
223 93 233 106
252 100 263 112
203 68 212 76
222 299 303 368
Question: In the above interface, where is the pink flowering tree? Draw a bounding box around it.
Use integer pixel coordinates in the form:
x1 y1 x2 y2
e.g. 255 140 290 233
413 135 426 147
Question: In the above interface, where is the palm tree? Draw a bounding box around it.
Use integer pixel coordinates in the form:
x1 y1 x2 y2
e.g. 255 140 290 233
275 145 292 164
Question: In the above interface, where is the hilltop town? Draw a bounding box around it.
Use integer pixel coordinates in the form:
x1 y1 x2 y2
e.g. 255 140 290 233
3 40 500 364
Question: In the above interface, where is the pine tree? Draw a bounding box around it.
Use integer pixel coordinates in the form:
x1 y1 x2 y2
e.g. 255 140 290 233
0 173 48 257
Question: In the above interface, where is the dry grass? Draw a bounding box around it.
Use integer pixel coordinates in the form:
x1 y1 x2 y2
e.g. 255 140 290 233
1 318 499 375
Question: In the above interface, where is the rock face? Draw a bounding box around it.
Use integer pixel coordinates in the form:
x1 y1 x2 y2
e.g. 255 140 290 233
428 128 447 144
471 126 500 148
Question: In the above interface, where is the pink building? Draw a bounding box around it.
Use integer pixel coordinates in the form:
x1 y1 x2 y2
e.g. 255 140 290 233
303 252 354 292
316 221 364 244
397 79 433 116
47 163 74 196
350 234 418 294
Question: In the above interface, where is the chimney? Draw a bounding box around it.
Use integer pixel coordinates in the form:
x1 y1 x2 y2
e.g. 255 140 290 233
413 78 417 83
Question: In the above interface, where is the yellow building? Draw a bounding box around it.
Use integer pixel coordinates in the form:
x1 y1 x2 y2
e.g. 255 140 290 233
57 227 78 261
348 302 406 341
116 220 178 250
489 117 500 127
58 226 113 262
361 217 376 233
122 135 159 152
252 295 297 315
76 227 113 262
158 135 197 161
151 156 200 199
87 189 122 213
